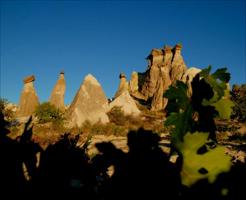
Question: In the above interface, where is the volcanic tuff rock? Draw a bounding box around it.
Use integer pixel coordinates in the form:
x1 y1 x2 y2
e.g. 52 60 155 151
49 71 66 110
109 91 141 116
67 74 109 127
129 71 138 93
170 44 187 82
17 75 39 118
114 73 129 98
151 69 166 111
130 44 188 111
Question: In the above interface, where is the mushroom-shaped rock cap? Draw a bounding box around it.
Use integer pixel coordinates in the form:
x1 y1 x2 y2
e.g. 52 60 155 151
175 43 183 50
23 75 35 84
164 45 172 52
119 73 126 79
151 48 163 56
146 48 163 60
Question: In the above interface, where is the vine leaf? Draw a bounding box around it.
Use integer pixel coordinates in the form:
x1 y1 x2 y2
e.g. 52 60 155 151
164 81 190 112
200 66 230 101
213 98 234 119
164 81 193 144
177 132 232 187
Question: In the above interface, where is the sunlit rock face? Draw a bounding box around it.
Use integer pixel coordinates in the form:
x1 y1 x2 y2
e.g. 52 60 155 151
130 43 190 111
49 71 66 111
170 44 187 83
114 73 129 99
129 71 138 94
67 74 109 127
151 70 165 111
18 75 39 118
109 90 141 116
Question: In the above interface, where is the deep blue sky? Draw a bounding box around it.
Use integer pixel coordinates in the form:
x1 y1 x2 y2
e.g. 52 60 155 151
1 0 245 104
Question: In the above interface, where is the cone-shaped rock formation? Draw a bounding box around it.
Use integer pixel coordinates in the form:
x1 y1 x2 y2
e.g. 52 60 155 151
67 74 109 127
18 75 39 118
49 71 66 110
114 73 129 99
109 90 141 116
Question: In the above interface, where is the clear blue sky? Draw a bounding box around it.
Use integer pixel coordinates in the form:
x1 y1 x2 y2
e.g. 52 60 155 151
1 0 245 104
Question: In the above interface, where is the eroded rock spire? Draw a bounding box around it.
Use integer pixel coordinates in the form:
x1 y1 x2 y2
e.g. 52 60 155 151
49 71 66 111
18 75 39 118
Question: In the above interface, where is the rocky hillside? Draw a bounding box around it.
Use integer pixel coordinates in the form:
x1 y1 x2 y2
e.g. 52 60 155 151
2 43 245 163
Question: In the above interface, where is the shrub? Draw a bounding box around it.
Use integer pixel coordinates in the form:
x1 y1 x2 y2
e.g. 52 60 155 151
231 84 246 122
80 120 128 136
0 98 15 121
35 102 64 124
107 106 127 126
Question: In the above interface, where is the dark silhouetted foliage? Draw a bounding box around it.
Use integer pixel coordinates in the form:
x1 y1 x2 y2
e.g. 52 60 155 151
231 84 246 122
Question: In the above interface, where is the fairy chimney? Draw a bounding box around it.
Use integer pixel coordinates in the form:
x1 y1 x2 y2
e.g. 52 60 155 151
170 44 187 82
114 73 129 98
49 71 66 111
131 43 188 111
18 75 39 118
67 74 109 127
129 71 139 94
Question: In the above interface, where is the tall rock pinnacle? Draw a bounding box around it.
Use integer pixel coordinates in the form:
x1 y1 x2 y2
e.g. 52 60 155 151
49 71 66 110
17 75 39 118
114 73 129 99
170 44 187 82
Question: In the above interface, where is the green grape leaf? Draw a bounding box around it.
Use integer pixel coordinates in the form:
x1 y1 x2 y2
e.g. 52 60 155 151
213 98 234 119
202 86 234 119
164 81 193 143
164 81 190 112
165 106 193 144
177 132 232 187
199 65 212 78
200 67 230 101
212 68 230 83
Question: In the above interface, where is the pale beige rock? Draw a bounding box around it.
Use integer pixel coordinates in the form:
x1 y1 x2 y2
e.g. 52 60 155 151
128 43 188 111
160 46 173 94
146 49 164 66
181 67 201 97
129 71 138 93
151 69 165 111
170 44 187 82
67 74 109 127
18 75 39 118
49 72 66 110
109 91 141 116
141 64 160 99
114 73 129 98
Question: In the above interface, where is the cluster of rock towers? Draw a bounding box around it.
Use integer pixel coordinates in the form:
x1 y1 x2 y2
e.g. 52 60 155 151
115 44 201 111
17 72 66 119
17 43 201 127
